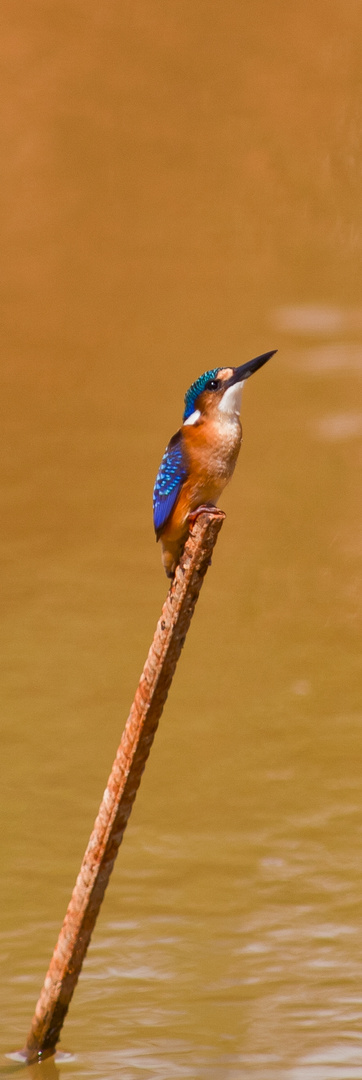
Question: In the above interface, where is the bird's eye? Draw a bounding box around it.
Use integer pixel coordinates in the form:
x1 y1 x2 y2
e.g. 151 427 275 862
206 378 220 391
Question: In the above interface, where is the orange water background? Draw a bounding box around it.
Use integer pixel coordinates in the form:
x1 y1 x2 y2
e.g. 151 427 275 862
1 3 362 1077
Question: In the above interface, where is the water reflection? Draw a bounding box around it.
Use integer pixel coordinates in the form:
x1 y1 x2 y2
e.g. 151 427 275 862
296 343 362 374
1 1055 60 1080
274 305 362 336
314 413 362 441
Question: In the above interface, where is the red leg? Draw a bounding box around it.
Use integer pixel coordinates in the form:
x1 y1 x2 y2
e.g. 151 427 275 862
188 503 218 525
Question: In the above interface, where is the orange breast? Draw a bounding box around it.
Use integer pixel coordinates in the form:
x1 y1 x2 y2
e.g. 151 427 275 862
161 416 242 546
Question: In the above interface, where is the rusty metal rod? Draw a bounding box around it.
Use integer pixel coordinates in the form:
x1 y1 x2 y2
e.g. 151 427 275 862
22 508 225 1063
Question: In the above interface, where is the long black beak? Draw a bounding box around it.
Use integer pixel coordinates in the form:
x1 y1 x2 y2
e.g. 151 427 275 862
225 349 277 387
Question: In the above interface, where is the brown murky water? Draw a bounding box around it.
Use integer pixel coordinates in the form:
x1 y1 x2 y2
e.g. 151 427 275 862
1 2 362 1077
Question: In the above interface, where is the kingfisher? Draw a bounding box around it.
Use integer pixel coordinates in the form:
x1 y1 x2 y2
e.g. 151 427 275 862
153 349 276 578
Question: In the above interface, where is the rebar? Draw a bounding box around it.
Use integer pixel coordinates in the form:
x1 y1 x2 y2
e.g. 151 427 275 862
22 508 225 1062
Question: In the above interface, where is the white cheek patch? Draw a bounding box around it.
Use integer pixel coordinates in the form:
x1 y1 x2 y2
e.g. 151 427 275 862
218 381 244 416
184 409 201 426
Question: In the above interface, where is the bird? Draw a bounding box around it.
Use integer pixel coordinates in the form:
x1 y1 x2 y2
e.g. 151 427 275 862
153 349 276 578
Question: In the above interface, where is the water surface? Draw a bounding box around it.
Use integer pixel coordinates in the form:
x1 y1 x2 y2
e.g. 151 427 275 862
0 2 362 1077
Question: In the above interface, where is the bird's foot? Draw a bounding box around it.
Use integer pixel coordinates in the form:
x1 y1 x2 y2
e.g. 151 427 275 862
188 503 218 526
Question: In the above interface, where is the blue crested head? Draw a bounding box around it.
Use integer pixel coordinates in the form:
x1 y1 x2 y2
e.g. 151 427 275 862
183 368 220 421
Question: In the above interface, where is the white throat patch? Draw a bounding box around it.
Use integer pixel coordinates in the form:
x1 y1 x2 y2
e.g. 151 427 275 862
183 408 201 426
218 380 244 417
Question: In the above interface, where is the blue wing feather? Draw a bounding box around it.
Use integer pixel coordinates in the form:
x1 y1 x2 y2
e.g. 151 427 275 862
153 431 188 537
